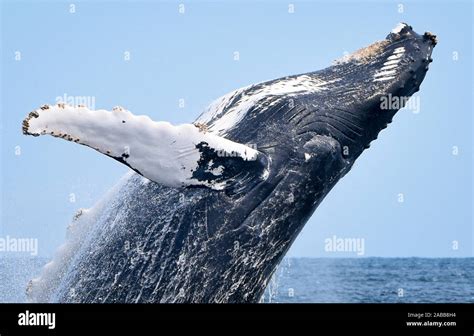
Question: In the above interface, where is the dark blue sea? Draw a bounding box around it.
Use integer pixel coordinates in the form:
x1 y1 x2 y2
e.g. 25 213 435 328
0 257 472 303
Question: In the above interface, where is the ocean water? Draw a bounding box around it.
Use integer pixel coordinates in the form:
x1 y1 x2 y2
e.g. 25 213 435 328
0 257 472 303
264 258 474 303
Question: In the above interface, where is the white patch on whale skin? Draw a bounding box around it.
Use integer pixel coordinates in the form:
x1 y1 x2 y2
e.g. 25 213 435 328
394 47 405 53
374 76 396 82
383 59 401 66
391 22 408 34
196 75 337 135
374 70 397 77
380 58 402 71
386 46 404 59
386 53 404 61
380 64 398 71
206 164 224 176
373 46 405 82
23 104 259 190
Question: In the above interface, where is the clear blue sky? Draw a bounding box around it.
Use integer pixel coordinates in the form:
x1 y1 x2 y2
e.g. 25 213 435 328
0 0 472 257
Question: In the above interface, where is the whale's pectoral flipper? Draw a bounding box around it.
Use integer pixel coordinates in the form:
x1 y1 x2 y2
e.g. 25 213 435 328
22 104 269 190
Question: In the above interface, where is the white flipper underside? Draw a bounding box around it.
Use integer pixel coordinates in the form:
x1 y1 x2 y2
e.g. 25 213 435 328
23 104 260 190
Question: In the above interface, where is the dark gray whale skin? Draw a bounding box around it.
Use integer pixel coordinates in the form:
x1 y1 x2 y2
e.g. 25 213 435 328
48 25 435 303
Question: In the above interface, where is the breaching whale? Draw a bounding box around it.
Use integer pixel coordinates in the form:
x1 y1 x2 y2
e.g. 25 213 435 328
23 23 436 303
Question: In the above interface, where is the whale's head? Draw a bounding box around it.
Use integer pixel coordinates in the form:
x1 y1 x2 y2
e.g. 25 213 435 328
292 23 437 165
365 22 437 101
191 24 437 200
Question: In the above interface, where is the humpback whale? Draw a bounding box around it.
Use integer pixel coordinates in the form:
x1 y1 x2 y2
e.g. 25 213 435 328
23 23 436 303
